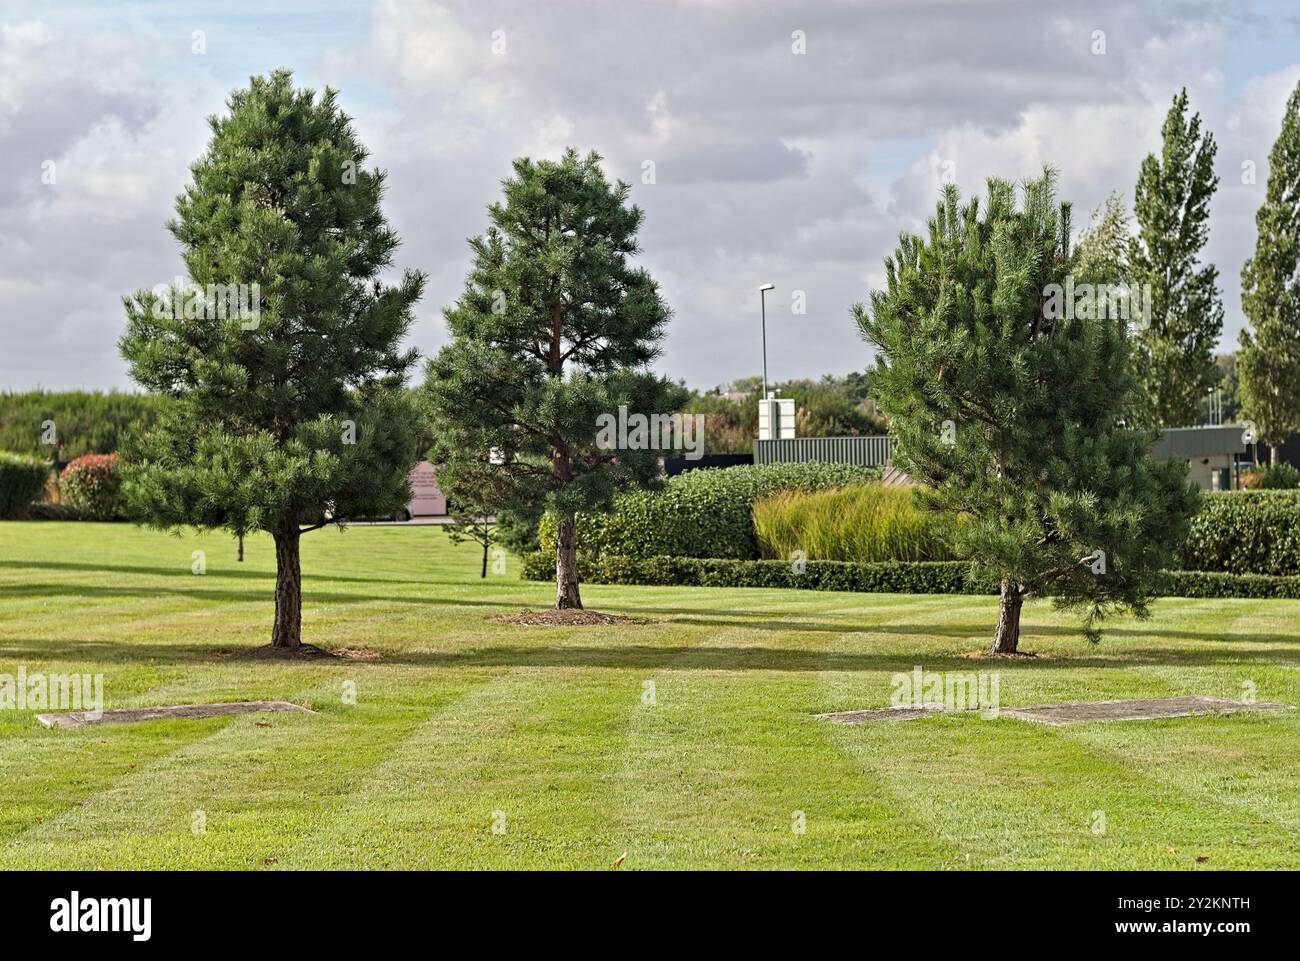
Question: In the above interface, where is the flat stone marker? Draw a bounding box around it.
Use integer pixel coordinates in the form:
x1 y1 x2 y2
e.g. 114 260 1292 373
36 700 316 730
815 705 954 723
999 696 1293 726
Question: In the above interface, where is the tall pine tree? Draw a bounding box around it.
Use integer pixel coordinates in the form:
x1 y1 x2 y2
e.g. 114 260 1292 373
1131 88 1223 427
120 71 424 651
1239 80 1300 463
857 171 1198 653
423 149 681 609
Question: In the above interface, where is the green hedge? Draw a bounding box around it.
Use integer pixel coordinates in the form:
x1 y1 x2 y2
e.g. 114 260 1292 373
522 553 996 593
0 390 162 460
1178 490 1300 575
0 452 51 518
521 552 1300 599
540 462 878 560
1151 569 1300 598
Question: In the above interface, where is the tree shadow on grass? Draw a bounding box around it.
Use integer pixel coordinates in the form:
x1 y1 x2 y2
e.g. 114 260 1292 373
595 604 1300 646
0 582 515 608
2 638 1298 672
375 643 1300 671
0 559 443 589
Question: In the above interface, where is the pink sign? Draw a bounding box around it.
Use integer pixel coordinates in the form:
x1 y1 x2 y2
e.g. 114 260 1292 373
407 461 446 516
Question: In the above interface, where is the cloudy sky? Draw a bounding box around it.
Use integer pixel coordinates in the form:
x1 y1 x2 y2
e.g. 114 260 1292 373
3 0 1300 392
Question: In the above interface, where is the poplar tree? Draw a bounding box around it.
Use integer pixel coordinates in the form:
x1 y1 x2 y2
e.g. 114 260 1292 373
1239 81 1300 463
857 172 1197 653
1131 88 1223 427
1073 192 1131 286
120 71 423 651
423 149 680 609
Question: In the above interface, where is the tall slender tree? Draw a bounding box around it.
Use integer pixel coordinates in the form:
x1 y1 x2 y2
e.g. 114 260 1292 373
1073 192 1131 286
120 71 423 651
1130 88 1223 427
1239 80 1300 464
423 149 680 609
858 171 1197 653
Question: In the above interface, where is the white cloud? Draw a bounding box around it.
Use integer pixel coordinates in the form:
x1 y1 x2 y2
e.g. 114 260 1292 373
2 0 1297 390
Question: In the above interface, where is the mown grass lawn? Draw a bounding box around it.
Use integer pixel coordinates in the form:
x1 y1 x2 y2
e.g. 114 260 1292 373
1 520 1298 870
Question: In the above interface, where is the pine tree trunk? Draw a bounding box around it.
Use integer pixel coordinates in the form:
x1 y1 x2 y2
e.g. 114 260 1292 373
271 526 302 649
555 513 583 609
990 578 1022 654
481 540 489 579
236 533 244 563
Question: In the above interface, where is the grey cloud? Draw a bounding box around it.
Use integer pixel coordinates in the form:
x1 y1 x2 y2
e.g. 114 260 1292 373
0 0 1279 392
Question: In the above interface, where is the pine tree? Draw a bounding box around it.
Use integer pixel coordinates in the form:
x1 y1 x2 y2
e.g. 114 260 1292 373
1239 80 1300 464
119 71 424 651
856 171 1198 653
1131 88 1223 427
443 492 497 579
423 149 681 609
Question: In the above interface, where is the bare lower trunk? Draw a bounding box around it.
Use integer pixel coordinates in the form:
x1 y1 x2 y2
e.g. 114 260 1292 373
236 533 244 563
990 578 1022 654
271 527 302 649
1271 445 1279 468
555 513 583 609
481 540 489 579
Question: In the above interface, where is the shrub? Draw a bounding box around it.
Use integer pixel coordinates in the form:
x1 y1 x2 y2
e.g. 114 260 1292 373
23 501 90 521
519 553 1300 599
1178 490 1300 575
59 453 123 519
1242 462 1300 490
0 452 51 518
539 462 879 560
753 483 957 562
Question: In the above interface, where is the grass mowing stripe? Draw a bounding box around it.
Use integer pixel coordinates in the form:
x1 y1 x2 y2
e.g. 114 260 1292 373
279 635 667 869
5 521 1300 868
0 671 499 870
1058 715 1300 865
612 622 960 869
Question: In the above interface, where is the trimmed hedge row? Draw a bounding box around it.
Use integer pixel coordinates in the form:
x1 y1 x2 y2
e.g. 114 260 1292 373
539 462 878 561
1178 490 1300 576
520 552 1300 599
521 554 999 593
0 452 51 518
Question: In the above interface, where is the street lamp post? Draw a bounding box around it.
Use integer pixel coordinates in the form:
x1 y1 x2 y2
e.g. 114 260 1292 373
759 283 774 398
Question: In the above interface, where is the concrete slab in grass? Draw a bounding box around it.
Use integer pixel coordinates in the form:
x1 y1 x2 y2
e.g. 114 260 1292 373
814 704 955 723
999 696 1294 726
36 700 317 730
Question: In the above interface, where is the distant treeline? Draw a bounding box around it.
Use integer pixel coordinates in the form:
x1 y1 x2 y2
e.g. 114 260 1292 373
0 391 164 460
682 373 886 453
